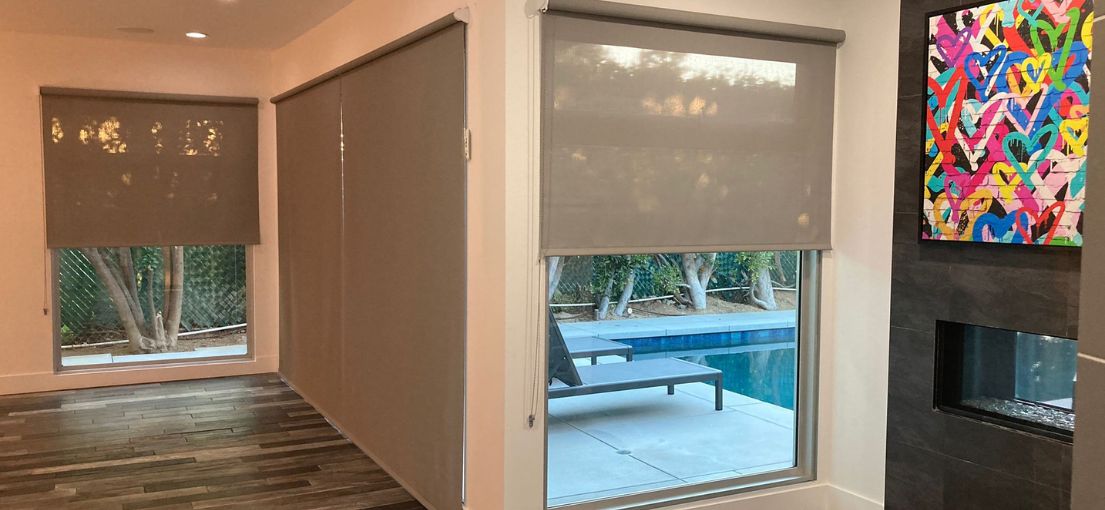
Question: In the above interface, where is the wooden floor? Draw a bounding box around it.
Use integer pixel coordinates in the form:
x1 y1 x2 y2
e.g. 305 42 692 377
0 374 426 510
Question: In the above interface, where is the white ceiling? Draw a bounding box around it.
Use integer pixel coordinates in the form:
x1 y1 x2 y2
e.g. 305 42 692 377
0 0 355 49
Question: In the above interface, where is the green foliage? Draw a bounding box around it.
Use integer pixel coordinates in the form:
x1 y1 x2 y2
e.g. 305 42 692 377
591 255 649 295
60 325 75 344
732 251 775 284
651 259 684 297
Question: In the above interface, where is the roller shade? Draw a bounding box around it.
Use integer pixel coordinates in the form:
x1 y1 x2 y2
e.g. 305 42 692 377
541 12 838 255
274 17 467 510
41 89 259 248
276 78 344 416
340 23 466 510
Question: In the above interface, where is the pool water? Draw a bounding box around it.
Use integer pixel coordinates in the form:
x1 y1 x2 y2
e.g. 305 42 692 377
682 348 796 409
619 327 798 410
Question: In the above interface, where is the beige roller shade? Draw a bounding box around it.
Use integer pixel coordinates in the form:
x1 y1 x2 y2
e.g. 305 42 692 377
41 89 259 248
541 13 837 255
340 23 466 509
276 78 345 417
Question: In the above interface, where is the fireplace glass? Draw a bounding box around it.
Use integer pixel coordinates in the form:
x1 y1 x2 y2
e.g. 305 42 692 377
935 321 1076 440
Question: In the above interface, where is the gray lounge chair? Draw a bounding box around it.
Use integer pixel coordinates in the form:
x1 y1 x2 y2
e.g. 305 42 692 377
564 336 633 365
547 312 723 410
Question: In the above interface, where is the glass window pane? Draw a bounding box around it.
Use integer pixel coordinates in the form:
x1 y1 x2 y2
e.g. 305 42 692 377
58 245 248 367
546 251 800 506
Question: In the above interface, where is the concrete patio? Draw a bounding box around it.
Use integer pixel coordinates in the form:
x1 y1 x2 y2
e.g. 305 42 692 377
61 344 248 367
557 310 796 341
548 359 796 506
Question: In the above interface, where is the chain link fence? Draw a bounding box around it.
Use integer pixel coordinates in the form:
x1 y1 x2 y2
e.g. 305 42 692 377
551 251 799 305
58 246 246 344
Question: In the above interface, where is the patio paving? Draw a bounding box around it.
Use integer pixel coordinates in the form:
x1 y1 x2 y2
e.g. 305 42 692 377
547 356 796 507
557 310 795 341
61 344 248 367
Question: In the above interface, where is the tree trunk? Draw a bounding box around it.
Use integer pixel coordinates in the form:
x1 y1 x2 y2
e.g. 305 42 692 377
116 248 148 336
595 276 614 320
547 256 565 301
681 253 715 311
162 247 185 351
613 272 636 317
145 266 156 324
81 248 151 352
749 266 778 310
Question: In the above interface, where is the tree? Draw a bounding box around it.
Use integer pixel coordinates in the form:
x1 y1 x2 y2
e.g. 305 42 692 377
592 255 648 320
612 255 649 317
736 251 777 310
81 247 184 353
647 253 717 311
680 253 717 311
547 256 565 301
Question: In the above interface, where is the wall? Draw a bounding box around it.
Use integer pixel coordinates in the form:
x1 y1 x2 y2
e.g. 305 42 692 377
1072 14 1105 510
0 31 280 395
886 1 1079 508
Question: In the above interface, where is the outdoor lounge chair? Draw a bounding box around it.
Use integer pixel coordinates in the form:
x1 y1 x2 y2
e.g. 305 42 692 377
547 311 723 410
564 336 633 365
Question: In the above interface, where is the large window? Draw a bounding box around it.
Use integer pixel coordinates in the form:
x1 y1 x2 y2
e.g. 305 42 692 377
537 4 837 506
546 251 817 507
39 89 259 371
57 245 248 368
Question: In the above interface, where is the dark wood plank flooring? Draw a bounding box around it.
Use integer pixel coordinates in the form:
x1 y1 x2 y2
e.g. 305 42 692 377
0 374 426 510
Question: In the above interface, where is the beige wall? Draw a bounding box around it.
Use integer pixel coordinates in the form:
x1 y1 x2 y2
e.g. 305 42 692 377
0 31 280 394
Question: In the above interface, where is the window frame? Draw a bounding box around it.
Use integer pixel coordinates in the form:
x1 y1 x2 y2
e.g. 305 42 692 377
543 250 821 509
52 246 254 372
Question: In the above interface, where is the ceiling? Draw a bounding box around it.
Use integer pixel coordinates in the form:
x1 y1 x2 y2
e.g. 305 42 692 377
0 0 355 49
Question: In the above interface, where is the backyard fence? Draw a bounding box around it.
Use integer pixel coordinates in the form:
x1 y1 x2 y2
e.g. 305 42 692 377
58 246 247 344
552 251 800 306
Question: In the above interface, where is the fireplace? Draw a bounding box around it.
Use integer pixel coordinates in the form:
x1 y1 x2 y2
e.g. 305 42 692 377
935 321 1076 441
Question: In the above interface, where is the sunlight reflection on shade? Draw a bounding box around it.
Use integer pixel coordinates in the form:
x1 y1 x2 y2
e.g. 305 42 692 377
600 44 796 87
51 117 64 144
180 119 224 157
79 117 127 154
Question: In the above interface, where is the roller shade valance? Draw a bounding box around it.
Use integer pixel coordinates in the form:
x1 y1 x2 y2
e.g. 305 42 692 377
41 89 260 248
540 12 837 256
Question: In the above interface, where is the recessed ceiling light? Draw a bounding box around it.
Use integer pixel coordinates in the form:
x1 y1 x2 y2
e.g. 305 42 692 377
115 26 154 34
185 31 208 39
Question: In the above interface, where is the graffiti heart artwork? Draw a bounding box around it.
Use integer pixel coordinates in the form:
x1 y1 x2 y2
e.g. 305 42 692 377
923 0 1092 246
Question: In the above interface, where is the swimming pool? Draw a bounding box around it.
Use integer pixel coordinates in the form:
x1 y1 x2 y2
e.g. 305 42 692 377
618 328 797 409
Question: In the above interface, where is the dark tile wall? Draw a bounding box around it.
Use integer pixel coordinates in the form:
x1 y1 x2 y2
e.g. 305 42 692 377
887 1 1080 508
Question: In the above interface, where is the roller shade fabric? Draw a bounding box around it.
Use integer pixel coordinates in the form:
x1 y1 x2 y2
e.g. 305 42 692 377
276 79 345 417
275 21 466 510
41 90 259 248
339 23 466 509
541 13 837 255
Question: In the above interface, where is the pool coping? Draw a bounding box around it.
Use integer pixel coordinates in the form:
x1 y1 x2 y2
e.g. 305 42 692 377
557 310 796 341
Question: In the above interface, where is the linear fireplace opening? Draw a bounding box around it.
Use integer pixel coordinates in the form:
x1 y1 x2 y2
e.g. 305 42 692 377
935 321 1076 441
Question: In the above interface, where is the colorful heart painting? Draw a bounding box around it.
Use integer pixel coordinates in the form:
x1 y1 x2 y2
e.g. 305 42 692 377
923 0 1092 246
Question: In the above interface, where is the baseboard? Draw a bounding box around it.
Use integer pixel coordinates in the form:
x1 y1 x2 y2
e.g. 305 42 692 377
665 483 831 509
0 355 279 395
660 483 882 510
825 485 883 510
